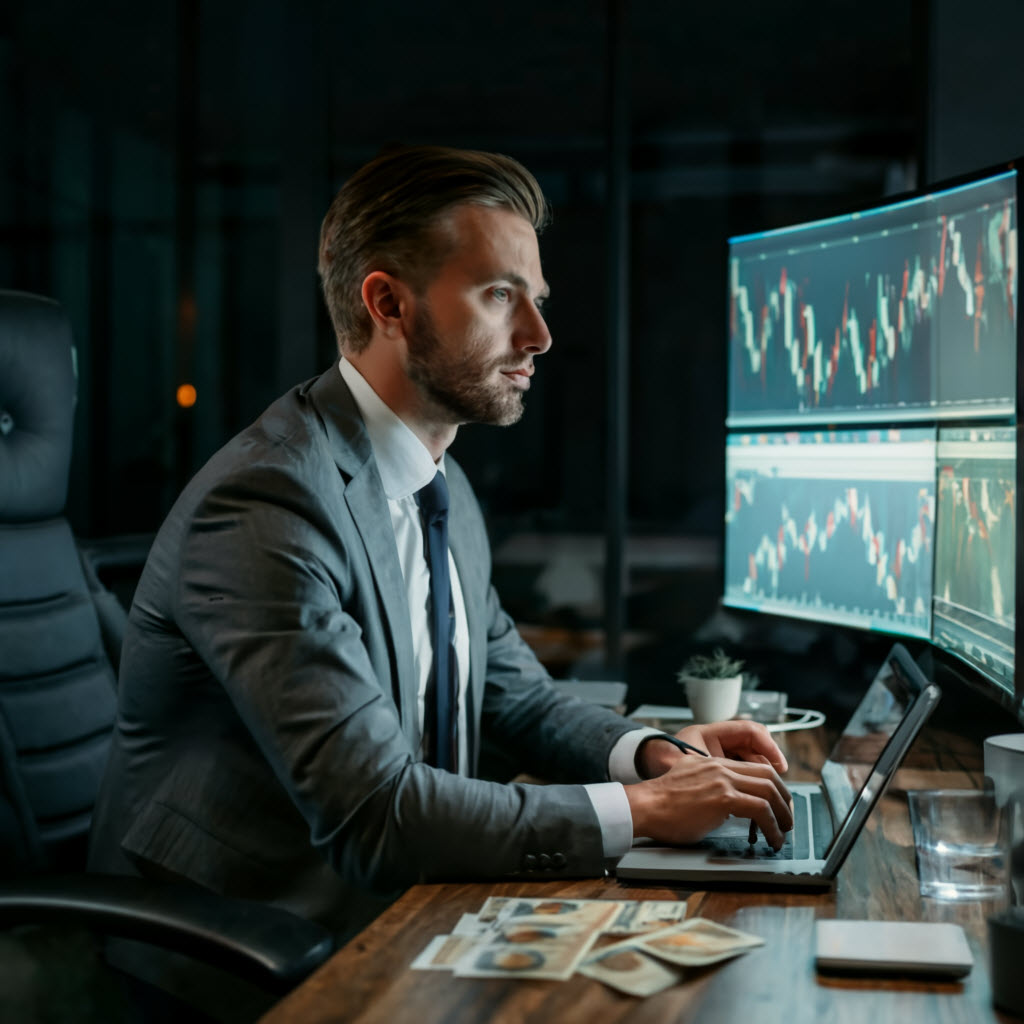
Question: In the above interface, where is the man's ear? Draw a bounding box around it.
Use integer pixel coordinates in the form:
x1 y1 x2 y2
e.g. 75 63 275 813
361 271 411 337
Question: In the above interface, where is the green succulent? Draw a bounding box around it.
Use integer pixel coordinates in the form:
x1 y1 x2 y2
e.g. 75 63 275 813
677 647 745 682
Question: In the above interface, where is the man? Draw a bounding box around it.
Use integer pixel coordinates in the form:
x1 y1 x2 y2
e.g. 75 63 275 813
89 146 792 944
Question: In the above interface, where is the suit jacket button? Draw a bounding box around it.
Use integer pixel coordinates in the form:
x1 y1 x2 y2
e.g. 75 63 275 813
524 854 538 870
551 852 566 868
539 854 552 869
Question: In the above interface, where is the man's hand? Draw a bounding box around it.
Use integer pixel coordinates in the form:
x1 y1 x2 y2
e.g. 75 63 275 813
625 752 793 849
630 720 792 850
636 719 789 779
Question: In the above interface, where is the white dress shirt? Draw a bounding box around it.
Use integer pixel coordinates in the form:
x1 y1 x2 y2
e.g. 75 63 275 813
338 358 653 857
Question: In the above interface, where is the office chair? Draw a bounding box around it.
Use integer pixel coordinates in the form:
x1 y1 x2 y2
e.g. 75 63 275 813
0 290 333 1005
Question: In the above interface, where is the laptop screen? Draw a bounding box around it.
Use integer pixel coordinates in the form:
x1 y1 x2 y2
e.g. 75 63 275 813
819 645 930 845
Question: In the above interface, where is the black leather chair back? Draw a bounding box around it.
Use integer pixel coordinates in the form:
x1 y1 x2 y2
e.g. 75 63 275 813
0 291 118 872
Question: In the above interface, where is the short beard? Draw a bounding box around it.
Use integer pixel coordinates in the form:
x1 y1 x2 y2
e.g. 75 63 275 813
406 306 526 426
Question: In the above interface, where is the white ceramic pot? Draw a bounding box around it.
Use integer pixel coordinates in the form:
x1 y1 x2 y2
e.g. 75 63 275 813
681 674 743 725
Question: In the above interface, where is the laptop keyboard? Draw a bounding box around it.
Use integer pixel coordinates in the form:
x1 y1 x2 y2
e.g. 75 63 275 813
705 790 833 861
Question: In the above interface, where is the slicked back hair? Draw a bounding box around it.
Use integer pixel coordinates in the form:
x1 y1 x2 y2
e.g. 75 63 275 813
317 145 550 353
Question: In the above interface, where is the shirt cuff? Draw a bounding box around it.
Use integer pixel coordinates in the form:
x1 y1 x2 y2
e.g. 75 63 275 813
582 782 634 859
608 726 663 785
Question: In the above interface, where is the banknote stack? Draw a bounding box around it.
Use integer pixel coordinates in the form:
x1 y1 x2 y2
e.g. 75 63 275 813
411 896 764 997
578 916 765 996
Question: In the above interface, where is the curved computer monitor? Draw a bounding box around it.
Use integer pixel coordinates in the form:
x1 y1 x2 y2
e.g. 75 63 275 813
727 166 1017 428
932 425 1016 704
723 427 936 639
722 159 1022 723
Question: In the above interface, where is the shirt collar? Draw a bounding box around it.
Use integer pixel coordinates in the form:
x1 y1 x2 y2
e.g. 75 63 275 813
337 357 442 500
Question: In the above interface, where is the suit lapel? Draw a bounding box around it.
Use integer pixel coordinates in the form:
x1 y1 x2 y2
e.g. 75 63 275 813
306 369 419 739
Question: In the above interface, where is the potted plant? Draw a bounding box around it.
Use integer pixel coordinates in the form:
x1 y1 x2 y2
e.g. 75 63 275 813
677 648 744 724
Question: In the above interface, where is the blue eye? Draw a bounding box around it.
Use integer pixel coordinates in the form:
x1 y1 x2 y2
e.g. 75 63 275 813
492 287 510 303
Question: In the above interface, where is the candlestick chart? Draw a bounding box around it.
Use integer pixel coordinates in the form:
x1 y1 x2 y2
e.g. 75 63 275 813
932 427 1016 694
728 172 1017 425
723 430 936 637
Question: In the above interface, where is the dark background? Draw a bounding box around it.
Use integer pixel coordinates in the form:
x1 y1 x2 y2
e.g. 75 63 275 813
4 0 1024 714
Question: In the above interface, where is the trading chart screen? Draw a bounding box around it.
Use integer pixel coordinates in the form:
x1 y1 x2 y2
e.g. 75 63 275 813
723 429 937 638
727 170 1017 427
933 426 1016 697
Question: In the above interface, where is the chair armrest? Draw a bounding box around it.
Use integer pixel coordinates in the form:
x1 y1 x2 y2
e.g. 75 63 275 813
77 534 154 673
77 533 155 576
0 874 334 991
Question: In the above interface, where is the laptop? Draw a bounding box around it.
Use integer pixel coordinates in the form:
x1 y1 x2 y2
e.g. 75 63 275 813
616 643 940 889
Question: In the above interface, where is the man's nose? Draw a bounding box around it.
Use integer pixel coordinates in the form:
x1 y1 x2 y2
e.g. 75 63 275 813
515 302 552 354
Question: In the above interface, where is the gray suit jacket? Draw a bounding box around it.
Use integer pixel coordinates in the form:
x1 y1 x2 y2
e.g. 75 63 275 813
89 367 637 939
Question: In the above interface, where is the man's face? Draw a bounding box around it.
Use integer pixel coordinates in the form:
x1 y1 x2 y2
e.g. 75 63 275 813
405 204 552 427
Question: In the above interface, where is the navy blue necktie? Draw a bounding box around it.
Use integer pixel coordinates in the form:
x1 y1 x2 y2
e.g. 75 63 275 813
415 472 457 772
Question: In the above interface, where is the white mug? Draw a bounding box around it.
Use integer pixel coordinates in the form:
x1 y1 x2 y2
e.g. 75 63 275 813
984 734 1024 808
985 734 1024 906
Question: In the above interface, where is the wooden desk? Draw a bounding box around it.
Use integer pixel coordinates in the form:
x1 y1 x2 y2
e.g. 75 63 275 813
260 725 1014 1023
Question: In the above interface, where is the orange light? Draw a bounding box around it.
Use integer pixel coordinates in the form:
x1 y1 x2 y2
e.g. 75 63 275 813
176 383 197 409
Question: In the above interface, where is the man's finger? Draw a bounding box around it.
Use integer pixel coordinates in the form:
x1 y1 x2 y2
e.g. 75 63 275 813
724 760 793 822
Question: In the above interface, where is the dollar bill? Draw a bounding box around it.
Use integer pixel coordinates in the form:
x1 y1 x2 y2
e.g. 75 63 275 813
579 942 683 996
453 927 594 981
419 899 618 979
455 907 616 981
636 918 765 967
477 896 512 924
502 898 623 931
451 912 491 936
410 933 482 971
604 900 689 935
